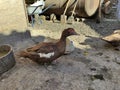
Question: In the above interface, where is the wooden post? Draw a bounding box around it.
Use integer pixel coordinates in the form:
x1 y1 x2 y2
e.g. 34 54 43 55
23 0 29 27
117 0 120 21
60 0 71 24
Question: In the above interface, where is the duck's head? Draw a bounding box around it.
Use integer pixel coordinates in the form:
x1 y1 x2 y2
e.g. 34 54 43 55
61 28 79 38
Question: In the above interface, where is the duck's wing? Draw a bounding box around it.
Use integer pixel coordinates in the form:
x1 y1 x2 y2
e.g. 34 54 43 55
27 42 46 52
26 42 57 53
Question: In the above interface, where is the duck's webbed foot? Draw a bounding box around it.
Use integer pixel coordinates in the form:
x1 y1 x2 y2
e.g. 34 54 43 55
44 61 58 71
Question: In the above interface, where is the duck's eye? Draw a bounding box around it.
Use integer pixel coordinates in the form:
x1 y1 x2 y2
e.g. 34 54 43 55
68 29 74 32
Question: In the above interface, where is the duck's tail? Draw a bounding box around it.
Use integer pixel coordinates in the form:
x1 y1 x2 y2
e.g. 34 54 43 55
19 50 30 58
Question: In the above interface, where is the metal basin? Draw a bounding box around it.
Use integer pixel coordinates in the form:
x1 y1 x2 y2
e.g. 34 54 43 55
0 44 16 75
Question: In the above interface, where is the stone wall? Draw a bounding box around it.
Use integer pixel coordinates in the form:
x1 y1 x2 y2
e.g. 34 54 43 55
0 0 28 32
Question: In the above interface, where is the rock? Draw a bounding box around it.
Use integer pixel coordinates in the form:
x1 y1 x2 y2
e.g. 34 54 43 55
92 74 105 80
114 57 120 64
50 13 57 23
95 52 103 56
46 65 53 71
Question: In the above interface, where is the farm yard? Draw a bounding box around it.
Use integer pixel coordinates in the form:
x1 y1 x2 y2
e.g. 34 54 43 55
0 0 120 90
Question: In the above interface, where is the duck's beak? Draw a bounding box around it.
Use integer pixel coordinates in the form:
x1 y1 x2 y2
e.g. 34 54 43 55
74 32 80 35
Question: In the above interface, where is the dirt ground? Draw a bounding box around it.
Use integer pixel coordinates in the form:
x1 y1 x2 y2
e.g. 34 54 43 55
0 3 120 90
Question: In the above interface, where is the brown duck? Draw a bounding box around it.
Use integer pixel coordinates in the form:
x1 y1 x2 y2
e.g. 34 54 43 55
19 28 79 64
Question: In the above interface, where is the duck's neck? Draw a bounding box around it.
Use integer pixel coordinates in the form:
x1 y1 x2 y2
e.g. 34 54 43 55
57 35 67 54
59 33 68 42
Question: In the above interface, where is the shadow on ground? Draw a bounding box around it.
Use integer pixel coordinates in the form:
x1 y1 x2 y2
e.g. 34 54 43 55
84 20 120 36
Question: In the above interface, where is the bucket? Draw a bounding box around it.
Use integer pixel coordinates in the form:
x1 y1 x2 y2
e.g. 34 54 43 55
0 44 16 75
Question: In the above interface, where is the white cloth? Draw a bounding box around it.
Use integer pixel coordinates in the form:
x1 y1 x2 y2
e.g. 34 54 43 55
30 0 45 7
27 0 45 14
